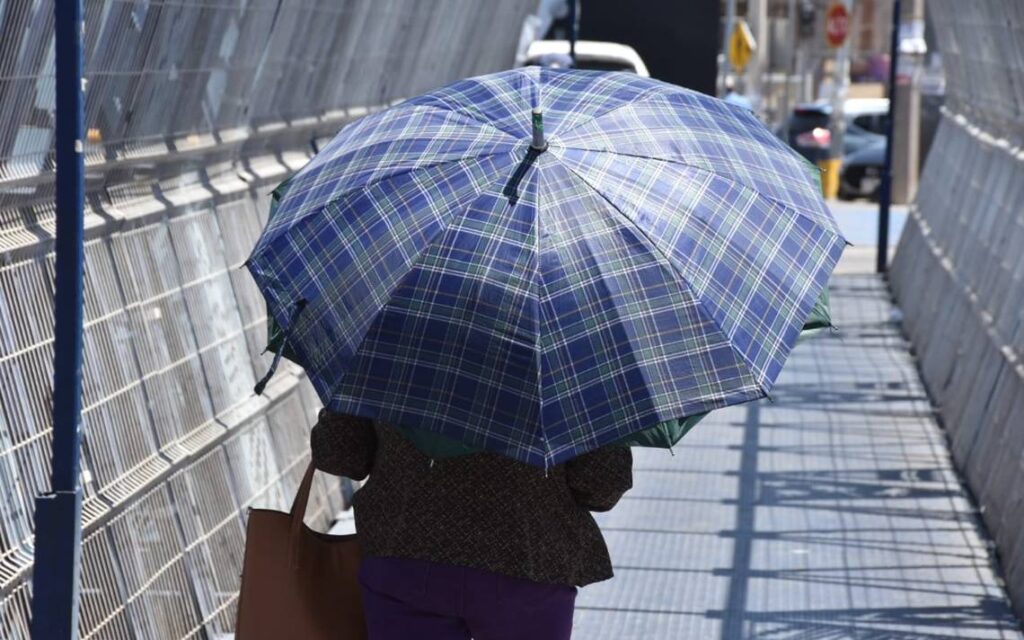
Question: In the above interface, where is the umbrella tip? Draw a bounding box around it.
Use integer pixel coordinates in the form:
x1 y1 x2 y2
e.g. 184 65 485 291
530 108 548 151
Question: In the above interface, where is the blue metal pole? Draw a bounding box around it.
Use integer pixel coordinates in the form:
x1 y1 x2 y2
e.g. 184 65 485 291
31 0 86 636
877 0 900 273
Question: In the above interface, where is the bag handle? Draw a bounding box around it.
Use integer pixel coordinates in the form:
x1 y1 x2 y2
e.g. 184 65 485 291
288 462 317 568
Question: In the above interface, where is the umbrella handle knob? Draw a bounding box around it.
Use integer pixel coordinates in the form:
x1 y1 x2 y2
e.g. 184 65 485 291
530 109 548 151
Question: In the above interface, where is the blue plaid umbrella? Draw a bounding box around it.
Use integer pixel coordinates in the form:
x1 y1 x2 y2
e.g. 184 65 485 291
247 68 845 468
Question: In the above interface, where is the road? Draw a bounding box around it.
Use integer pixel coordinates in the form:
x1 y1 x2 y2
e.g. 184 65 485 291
829 199 908 247
828 199 909 274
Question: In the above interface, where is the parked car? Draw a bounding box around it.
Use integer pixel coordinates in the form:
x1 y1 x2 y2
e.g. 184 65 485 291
523 40 650 76
844 98 889 134
839 98 889 199
840 139 885 200
781 103 833 164
777 98 889 199
843 98 888 156
779 99 889 156
843 119 885 156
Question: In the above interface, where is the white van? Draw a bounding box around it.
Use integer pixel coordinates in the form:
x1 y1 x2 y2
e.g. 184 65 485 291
523 40 650 77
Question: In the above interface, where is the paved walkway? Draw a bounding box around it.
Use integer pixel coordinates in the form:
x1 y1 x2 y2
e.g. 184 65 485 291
574 274 1023 639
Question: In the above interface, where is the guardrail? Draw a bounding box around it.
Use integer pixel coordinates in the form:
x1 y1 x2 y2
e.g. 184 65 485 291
888 0 1024 620
0 147 346 637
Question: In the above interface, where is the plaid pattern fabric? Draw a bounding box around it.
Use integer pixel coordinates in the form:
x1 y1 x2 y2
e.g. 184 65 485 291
247 68 845 467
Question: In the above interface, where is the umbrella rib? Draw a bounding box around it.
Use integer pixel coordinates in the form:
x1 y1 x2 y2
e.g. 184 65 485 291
536 169 663 465
550 156 771 400
322 163 523 410
288 104 518 201
532 166 547 466
257 149 516 246
549 83 671 139
552 146 844 240
404 98 524 142
414 102 524 142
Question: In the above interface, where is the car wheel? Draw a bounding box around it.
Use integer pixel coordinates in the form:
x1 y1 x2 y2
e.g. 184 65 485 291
839 167 863 200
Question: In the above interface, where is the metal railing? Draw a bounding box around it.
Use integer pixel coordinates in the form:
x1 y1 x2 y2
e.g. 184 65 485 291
888 0 1024 620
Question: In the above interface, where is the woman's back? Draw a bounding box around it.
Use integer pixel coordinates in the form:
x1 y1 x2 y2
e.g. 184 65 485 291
311 411 633 587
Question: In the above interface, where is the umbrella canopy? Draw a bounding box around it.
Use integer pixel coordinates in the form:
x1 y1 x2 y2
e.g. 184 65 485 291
247 68 845 468
363 287 832 460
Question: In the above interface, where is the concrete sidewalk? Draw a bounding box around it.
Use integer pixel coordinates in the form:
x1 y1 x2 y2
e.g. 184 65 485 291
574 275 1023 639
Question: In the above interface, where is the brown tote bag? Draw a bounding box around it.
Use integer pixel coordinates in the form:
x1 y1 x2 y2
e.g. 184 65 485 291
236 463 367 639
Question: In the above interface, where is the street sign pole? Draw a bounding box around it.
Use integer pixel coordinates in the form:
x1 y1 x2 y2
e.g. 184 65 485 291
31 0 87 637
828 2 853 172
877 0 901 273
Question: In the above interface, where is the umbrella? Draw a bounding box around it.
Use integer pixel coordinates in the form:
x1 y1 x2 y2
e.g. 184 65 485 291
361 287 832 460
246 68 845 468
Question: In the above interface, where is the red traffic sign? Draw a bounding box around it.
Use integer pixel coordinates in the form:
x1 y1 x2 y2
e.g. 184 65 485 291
825 2 850 48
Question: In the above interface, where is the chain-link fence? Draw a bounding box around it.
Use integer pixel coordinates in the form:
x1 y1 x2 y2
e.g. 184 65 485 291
0 0 537 636
889 0 1024 621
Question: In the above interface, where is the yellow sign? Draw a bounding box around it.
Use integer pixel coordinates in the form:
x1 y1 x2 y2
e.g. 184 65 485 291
728 20 757 72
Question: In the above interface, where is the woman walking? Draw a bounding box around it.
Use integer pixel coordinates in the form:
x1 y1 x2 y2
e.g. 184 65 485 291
311 410 633 640
246 66 842 639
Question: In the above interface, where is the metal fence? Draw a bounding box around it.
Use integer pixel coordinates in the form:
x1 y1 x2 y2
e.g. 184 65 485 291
0 0 537 636
888 0 1024 620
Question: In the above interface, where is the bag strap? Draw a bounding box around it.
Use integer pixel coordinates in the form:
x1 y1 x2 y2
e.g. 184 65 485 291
288 463 317 568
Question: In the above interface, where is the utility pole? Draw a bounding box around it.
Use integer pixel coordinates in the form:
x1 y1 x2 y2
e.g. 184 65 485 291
783 0 798 120
892 0 924 204
31 0 87 637
745 0 768 111
723 0 737 81
795 0 818 105
877 0 900 273
830 1 855 168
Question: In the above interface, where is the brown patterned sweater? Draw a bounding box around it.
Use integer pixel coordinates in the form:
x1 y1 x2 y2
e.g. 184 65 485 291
311 411 633 587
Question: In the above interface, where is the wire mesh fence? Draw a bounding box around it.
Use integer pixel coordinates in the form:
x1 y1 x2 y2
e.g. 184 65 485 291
889 0 1024 619
0 0 537 636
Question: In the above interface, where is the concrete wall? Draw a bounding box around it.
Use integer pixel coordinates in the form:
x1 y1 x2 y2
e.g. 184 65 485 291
889 0 1024 618
0 1 537 636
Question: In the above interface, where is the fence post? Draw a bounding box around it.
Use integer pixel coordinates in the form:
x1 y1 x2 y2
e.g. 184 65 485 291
30 0 87 636
877 0 900 273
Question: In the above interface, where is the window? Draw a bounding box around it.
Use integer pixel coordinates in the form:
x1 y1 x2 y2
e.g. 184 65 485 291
852 113 888 135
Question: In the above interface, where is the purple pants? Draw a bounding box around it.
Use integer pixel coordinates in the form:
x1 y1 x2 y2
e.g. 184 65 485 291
358 557 577 640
